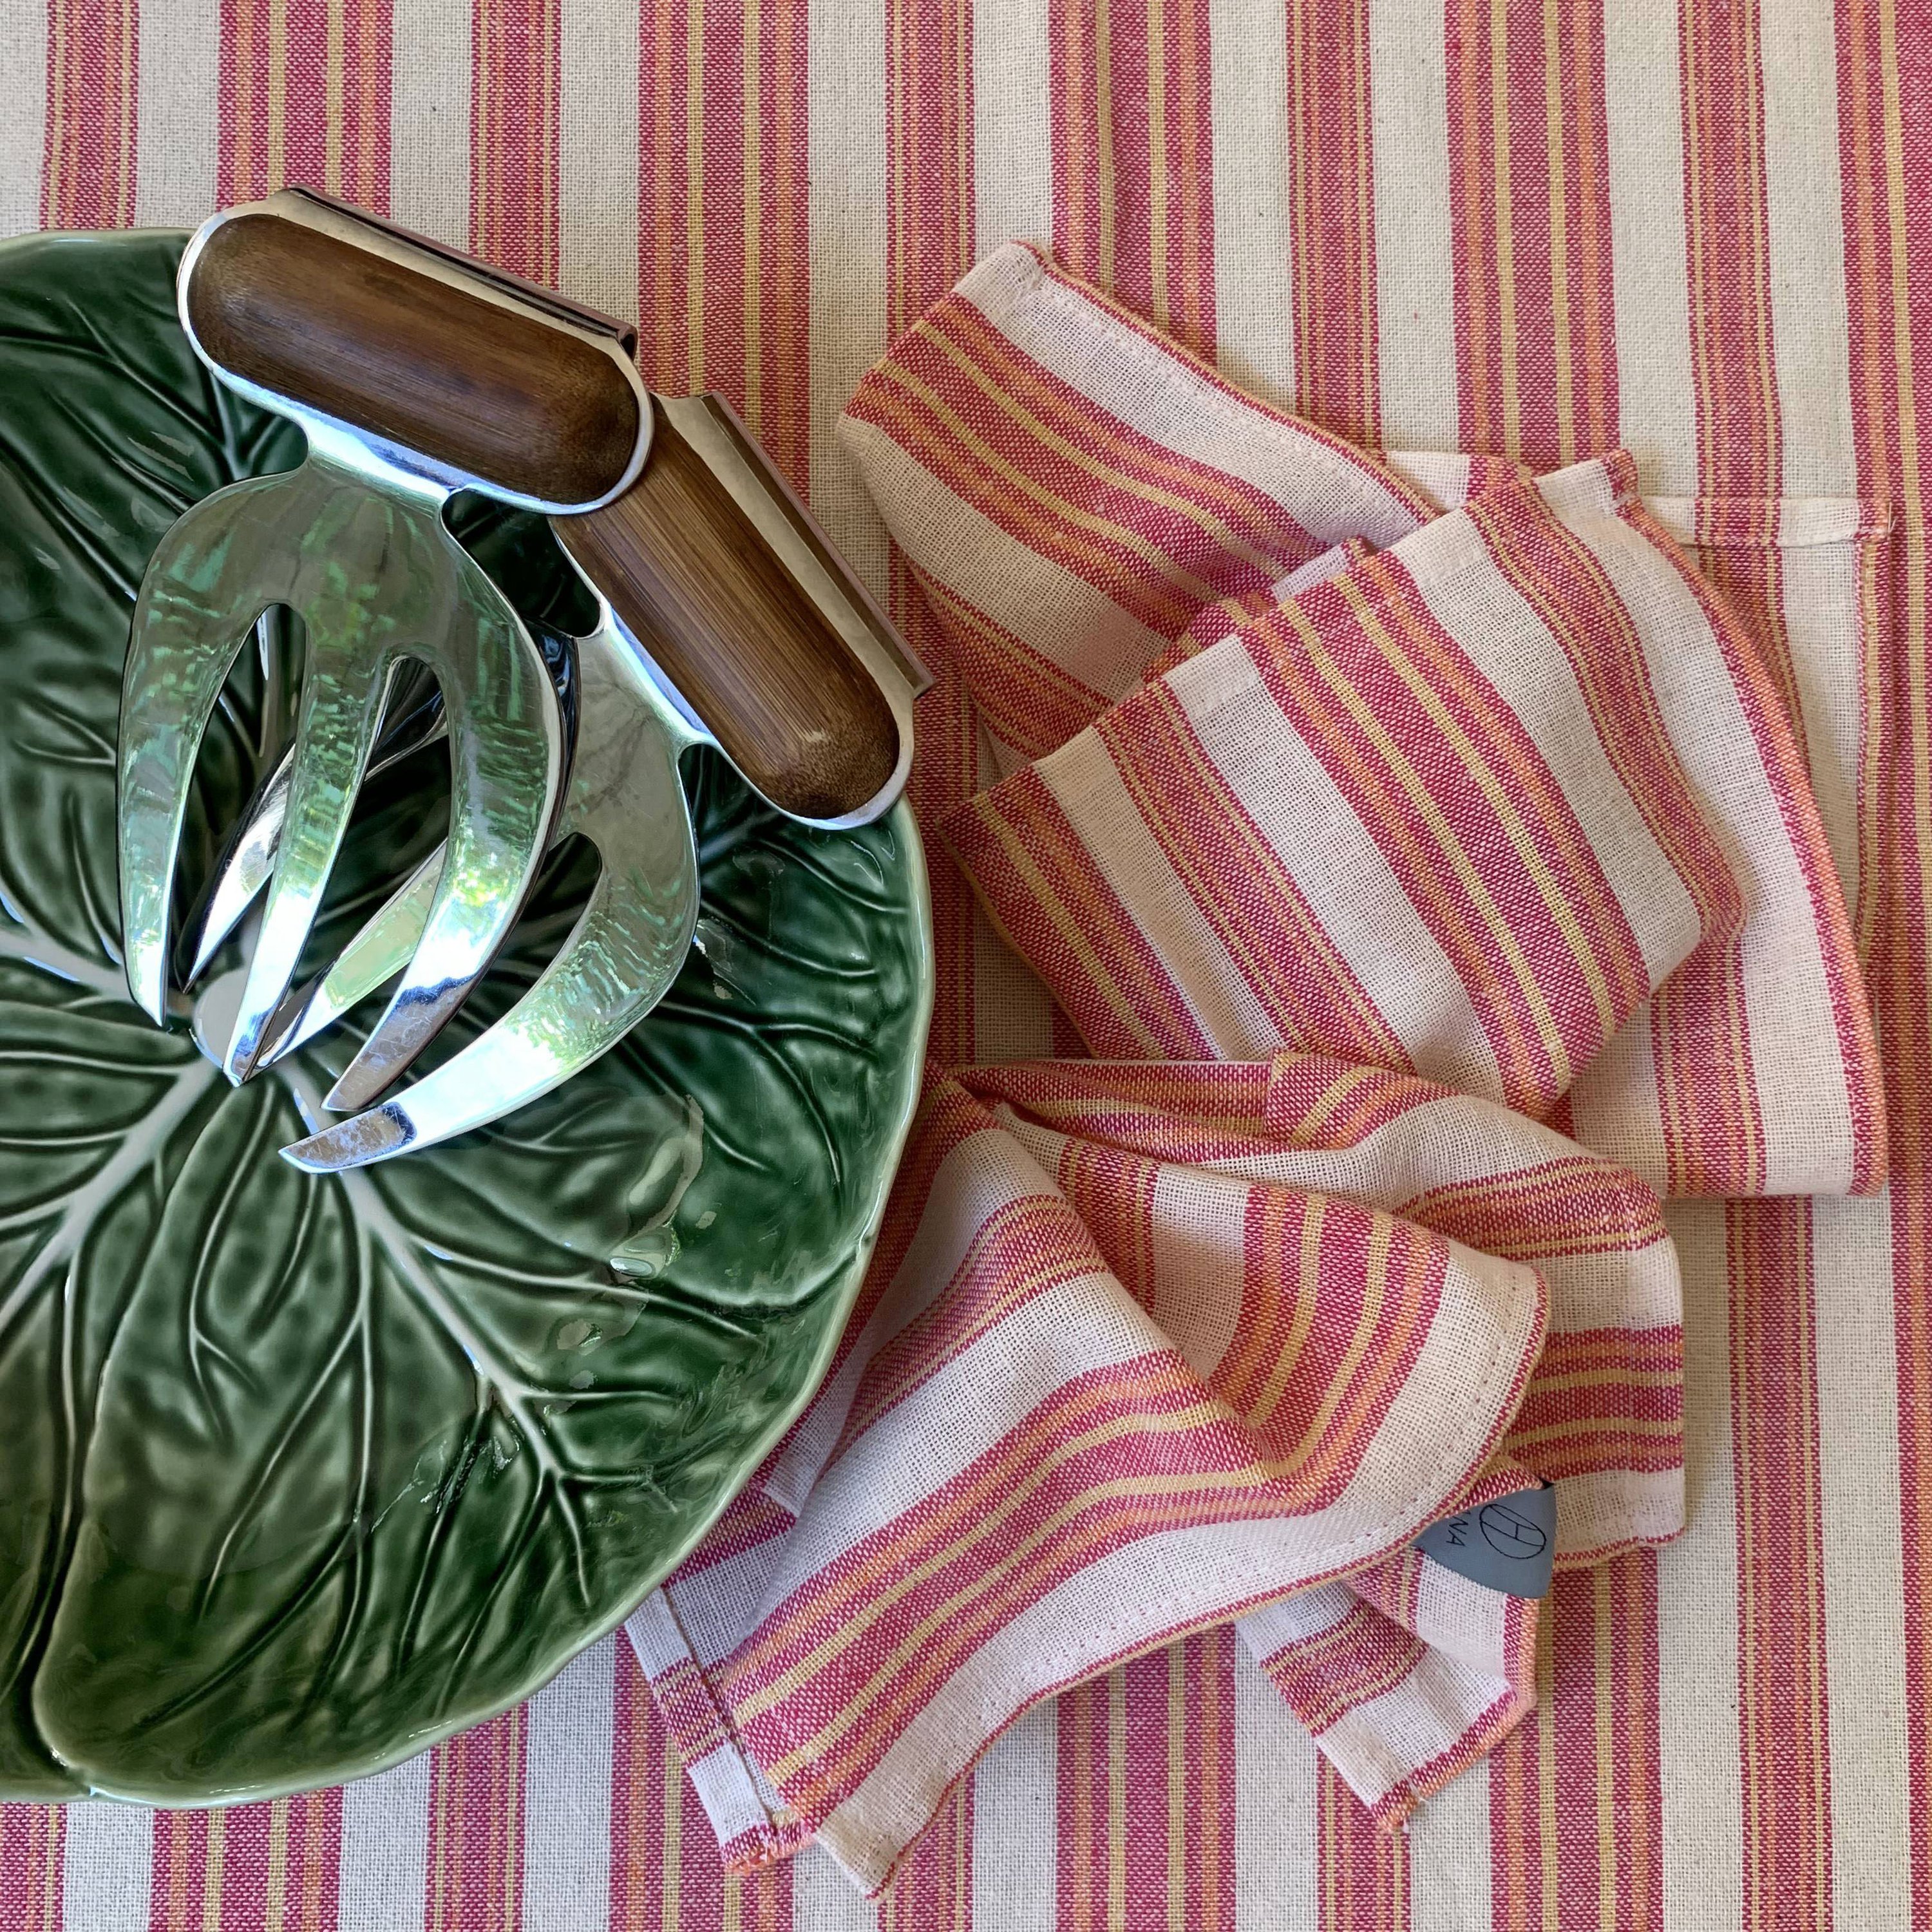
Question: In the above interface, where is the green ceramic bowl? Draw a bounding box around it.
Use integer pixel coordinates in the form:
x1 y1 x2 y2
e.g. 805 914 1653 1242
0 231 931 1806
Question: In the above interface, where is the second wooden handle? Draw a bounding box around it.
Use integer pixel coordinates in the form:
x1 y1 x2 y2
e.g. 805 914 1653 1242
556 404 900 823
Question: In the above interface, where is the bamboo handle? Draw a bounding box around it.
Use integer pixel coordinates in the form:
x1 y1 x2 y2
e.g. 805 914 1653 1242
556 402 901 822
185 211 642 507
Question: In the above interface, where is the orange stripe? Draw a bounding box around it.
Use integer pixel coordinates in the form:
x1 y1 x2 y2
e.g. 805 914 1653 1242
1287 0 1379 444
1726 1199 1832 1930
1445 0 1618 462
1487 1553 1663 1931
41 0 138 229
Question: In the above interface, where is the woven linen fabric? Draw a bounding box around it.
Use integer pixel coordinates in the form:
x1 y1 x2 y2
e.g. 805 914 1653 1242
5 3 1931 1929
620 1044 1694 1886
846 242 1884 1202
623 1066 1551 1888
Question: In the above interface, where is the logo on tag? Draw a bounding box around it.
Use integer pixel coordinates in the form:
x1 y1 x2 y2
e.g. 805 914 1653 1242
1412 1483 1557 1598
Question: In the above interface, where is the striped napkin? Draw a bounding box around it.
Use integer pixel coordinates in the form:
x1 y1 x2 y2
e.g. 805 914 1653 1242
621 243 1881 1895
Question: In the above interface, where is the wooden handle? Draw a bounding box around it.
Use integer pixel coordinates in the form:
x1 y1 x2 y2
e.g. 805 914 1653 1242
186 212 641 507
556 402 901 822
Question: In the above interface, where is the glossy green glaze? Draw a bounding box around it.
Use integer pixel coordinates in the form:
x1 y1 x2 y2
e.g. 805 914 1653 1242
0 231 931 1805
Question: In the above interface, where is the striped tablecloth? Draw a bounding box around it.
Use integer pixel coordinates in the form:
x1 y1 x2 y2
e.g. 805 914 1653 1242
2 1 1926 1926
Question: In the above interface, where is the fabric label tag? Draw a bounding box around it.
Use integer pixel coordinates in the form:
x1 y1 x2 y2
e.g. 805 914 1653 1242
1412 1484 1557 1598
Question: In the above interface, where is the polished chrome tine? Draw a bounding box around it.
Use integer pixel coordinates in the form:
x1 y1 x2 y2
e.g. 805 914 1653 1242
120 469 337 1025
283 611 701 1169
255 848 442 1065
301 535 568 1106
182 668 450 985
218 457 564 1084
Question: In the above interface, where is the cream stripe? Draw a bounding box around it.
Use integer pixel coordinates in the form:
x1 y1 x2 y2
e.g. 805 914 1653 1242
761 1123 1075 1517
1146 1162 1249 1381
808 0 889 591
1236 1578 1356 1654
1232 1635 1320 1927
1208 0 1294 406
1414 1560 1510 1669
1656 1200 1745 1932
1601 0 1695 493
974 0 1053 258
792 1845 880 1932
0 0 46 234
390 0 473 248
520 1637 616 1932
835 416 1171 699
750 1254 1166 1613
61 1802 154 1932
1552 1464 1685 1557
1037 719 1281 1055
1812 1194 1913 1931
1164 638 1506 1094
970 1704 1059 1932
661 1530 790 1669
1758 0 1857 495
131 0 218 228
1777 528 1868 920
972 909 1063 1062
1319 1654 1510 1806
1399 503 1705 985
1564 1002 1671 1192
336 1748 434 1929
1367 0 1457 448
559 0 641 320
961 245 1424 544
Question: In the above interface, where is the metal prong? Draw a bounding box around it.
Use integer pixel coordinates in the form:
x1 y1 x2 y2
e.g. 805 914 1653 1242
120 471 328 1024
185 749 292 983
257 848 442 1065
298 535 567 1103
285 612 699 1168
185 667 451 987
211 459 561 1082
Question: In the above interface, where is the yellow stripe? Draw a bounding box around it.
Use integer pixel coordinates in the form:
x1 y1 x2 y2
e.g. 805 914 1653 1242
967 794 1177 1056
1285 591 1570 1091
740 0 763 433
1340 573 1622 1038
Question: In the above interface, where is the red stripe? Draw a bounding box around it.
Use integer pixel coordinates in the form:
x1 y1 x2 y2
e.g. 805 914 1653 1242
470 0 560 284
218 0 393 209
878 1780 972 1930
885 0 979 1065
1488 1553 1665 1931
1835 6 1932 1895
611 1644 793 1932
41 0 138 229
1444 0 1619 463
424 1709 526 1932
1285 0 1380 444
1320 1757 1408 1932
1049 0 1216 354
1056 1633 1237 1932
943 766 1218 1061
1726 1198 1833 1929
0 1808 62 1932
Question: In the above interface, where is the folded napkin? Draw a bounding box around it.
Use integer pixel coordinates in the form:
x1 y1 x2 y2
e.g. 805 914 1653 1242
840 241 1883 1200
623 244 1880 1894
629 1057 1683 1886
